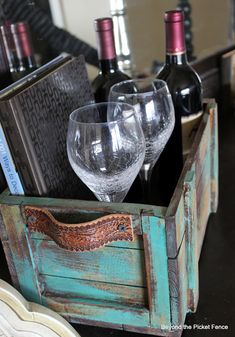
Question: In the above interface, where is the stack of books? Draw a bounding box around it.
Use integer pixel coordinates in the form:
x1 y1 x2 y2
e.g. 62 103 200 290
0 54 95 200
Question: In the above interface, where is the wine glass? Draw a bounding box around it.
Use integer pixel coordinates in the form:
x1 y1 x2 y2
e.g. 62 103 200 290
109 78 175 202
67 102 145 203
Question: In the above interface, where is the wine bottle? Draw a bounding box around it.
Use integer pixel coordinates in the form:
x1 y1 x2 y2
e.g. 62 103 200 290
0 27 14 193
155 10 203 206
92 17 129 102
0 23 18 80
109 0 133 77
0 29 13 90
1 22 37 82
10 22 37 80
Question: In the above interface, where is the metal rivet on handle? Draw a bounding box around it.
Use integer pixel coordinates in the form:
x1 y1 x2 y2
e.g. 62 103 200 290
27 216 36 223
118 224 126 232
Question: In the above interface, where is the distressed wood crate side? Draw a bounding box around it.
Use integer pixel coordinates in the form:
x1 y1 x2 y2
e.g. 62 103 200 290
166 108 210 259
141 214 171 329
30 233 147 304
209 102 219 212
0 204 42 303
168 235 187 334
183 169 199 312
0 101 219 337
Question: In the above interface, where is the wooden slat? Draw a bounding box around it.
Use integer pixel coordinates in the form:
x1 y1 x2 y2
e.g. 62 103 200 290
0 212 19 286
42 296 150 328
0 205 42 303
196 182 211 258
209 103 219 212
183 169 199 312
194 114 211 188
0 240 19 287
30 232 144 250
142 215 171 329
168 235 188 327
0 191 165 217
195 133 211 257
32 239 146 287
41 274 147 307
165 195 185 259
166 111 210 258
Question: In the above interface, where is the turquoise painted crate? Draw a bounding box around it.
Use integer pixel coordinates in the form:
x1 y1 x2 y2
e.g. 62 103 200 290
0 100 218 336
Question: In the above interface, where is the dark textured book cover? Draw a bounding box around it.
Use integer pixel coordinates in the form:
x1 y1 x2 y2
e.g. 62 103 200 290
0 55 95 199
0 54 72 100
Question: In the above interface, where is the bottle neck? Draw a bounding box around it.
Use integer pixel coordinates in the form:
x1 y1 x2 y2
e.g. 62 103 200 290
0 35 13 88
1 25 18 73
99 58 119 73
110 1 132 75
165 52 188 65
19 29 37 70
22 55 37 70
95 19 118 73
0 33 11 74
165 17 187 65
11 22 37 73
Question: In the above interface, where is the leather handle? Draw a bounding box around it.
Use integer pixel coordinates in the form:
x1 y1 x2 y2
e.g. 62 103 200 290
24 206 133 252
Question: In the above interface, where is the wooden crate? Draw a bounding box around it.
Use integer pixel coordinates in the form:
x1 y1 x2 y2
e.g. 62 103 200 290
0 100 218 337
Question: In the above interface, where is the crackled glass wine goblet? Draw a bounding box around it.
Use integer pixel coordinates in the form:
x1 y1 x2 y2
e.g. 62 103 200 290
67 102 145 202
109 78 175 202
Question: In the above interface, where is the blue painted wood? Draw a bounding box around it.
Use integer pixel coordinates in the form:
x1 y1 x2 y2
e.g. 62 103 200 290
43 296 150 328
32 239 146 287
169 235 188 327
183 168 199 312
165 195 185 260
42 274 147 307
0 205 41 303
142 215 171 328
30 231 144 249
0 191 166 218
165 110 210 259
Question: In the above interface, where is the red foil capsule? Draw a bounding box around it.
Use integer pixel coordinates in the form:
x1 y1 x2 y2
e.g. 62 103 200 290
164 10 186 55
11 22 34 58
94 17 116 60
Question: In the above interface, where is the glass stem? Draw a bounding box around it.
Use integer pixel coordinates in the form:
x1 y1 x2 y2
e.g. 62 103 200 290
94 190 128 203
139 164 153 203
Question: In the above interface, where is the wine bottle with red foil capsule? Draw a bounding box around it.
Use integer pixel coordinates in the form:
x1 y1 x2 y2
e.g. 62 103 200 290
0 23 19 76
10 22 37 80
92 17 129 102
0 29 13 90
155 10 202 206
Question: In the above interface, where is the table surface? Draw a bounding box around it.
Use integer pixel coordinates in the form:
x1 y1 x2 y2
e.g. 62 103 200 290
0 105 234 337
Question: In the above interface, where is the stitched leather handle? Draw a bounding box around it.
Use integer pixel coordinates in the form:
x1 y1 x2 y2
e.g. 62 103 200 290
24 206 133 252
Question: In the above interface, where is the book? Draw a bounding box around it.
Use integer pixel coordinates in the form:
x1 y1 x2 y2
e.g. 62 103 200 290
0 54 72 196
0 124 24 195
0 55 95 199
